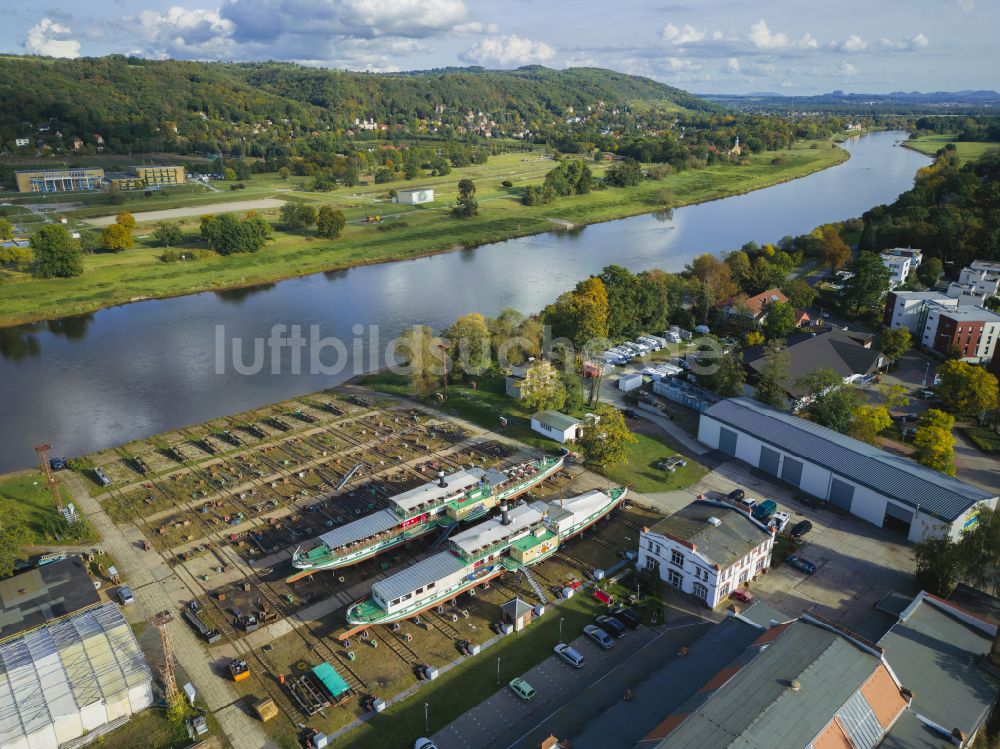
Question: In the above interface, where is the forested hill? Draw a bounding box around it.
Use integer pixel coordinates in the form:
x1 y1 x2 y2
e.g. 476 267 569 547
0 55 713 153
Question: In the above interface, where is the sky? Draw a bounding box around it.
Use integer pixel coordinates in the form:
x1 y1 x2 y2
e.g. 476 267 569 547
3 0 997 94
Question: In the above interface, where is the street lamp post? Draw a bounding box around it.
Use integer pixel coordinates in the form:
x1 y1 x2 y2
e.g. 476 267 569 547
922 361 930 388
558 617 564 644
496 656 501 686
424 702 429 733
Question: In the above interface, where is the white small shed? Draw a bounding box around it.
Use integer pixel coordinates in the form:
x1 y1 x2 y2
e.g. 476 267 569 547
618 373 643 392
395 188 434 204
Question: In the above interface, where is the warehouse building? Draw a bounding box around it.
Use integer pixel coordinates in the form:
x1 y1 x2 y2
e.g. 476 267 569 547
698 397 997 542
0 602 153 749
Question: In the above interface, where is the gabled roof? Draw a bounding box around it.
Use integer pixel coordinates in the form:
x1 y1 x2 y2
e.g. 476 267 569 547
703 397 995 521
531 410 581 432
879 593 1000 744
653 619 891 749
500 597 533 619
723 288 788 318
647 501 771 569
742 328 882 397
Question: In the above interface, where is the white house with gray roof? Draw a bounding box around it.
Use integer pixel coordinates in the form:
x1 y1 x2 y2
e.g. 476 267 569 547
638 500 774 608
698 398 998 542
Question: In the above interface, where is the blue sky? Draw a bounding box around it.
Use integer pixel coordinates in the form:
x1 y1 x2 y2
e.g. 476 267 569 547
4 0 997 94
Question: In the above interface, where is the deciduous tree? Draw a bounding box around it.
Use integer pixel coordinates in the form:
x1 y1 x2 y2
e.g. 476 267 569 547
913 408 956 476
782 278 817 310
445 313 491 379
115 211 136 231
0 497 30 578
316 206 347 238
519 361 567 412
754 341 790 407
850 404 892 444
578 404 637 467
935 359 999 418
879 327 912 364
843 252 892 313
453 179 478 218
30 224 82 278
396 325 447 398
101 223 133 252
763 301 796 339
153 222 183 247
0 218 14 240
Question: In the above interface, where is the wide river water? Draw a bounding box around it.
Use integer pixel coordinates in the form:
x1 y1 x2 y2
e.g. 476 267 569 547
0 131 928 471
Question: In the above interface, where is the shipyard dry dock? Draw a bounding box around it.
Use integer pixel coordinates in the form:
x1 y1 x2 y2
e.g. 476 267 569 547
54 386 666 748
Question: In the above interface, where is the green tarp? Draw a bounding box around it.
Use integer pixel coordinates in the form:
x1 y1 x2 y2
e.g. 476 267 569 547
311 662 351 698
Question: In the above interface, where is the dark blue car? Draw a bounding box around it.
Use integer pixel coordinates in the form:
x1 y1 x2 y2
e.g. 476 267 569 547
786 556 816 575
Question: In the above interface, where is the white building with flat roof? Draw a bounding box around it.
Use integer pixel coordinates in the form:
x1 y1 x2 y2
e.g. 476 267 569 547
395 188 434 204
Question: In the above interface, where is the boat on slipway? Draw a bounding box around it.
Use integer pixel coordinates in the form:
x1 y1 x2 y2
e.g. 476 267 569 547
286 455 563 582
341 485 628 637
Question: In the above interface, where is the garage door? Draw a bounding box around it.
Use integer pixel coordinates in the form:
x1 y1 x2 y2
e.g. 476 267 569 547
829 478 855 511
759 446 781 476
719 428 738 456
781 457 803 486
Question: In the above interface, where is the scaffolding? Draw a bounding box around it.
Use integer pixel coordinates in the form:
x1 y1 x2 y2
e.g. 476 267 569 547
150 612 177 703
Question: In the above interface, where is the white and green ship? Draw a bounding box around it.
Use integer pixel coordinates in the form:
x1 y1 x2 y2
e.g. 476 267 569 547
287 456 563 582
342 486 627 636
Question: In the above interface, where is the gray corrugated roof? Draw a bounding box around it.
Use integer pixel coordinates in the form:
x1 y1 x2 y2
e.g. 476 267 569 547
659 620 880 749
879 596 1000 739
318 509 398 550
648 501 771 569
572 618 760 749
372 552 467 602
532 410 581 432
704 398 995 521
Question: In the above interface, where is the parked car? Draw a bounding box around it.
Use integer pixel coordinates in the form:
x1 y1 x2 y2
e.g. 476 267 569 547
609 607 642 629
656 456 687 472
584 624 615 649
917 389 936 400
509 677 536 701
414 739 439 749
898 413 919 423
94 467 112 487
117 585 135 605
786 556 817 574
769 511 791 533
596 615 627 638
49 457 67 471
736 497 758 513
790 520 813 539
553 643 586 668
623 408 639 419
752 499 778 522
731 588 754 604
795 493 824 510
727 488 745 502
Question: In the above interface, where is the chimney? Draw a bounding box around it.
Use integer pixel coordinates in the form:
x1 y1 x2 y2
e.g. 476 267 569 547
501 503 510 526
438 470 447 488
788 679 801 691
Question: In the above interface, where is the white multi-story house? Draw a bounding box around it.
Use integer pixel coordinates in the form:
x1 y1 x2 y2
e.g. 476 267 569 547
880 251 916 288
638 499 774 608
949 260 1000 301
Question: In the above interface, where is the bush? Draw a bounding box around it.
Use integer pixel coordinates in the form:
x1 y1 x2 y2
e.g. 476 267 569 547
770 156 785 165
501 180 513 188
160 249 196 263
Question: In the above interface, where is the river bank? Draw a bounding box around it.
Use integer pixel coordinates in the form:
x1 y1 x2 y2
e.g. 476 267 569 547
0 140 846 327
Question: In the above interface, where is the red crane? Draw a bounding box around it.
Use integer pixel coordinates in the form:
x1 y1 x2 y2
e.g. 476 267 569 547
34 443 64 512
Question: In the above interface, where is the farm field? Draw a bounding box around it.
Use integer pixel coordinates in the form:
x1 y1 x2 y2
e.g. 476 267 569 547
902 133 998 164
0 140 846 326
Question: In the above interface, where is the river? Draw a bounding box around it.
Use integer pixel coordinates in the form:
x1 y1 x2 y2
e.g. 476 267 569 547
0 131 928 472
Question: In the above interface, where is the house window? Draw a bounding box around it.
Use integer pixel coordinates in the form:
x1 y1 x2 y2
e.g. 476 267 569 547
667 569 683 589
693 582 708 601
756 559 766 572
670 550 685 568
646 557 657 572
427 582 435 590
719 582 729 597
415 587 424 595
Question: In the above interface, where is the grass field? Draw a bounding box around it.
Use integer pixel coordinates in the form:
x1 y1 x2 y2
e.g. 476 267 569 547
0 140 847 326
0 470 95 545
962 425 1000 454
359 372 706 493
902 134 999 165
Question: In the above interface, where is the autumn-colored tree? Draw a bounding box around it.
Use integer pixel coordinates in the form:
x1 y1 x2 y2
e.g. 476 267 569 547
542 276 609 348
519 360 567 412
445 313 491 378
688 253 736 321
578 404 637 467
913 409 956 476
818 225 851 270
396 325 447 398
101 223 134 252
935 360 999 418
850 404 892 444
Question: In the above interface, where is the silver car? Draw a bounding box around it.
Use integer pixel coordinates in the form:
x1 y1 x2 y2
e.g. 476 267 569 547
554 643 586 668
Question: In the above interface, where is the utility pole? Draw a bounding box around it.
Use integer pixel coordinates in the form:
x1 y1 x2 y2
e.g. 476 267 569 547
34 443 63 512
151 611 178 703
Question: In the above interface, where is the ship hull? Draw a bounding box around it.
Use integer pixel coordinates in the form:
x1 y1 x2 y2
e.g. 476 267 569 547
290 457 563 577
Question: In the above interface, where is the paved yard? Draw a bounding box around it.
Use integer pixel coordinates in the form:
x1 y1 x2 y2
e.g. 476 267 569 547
635 455 917 630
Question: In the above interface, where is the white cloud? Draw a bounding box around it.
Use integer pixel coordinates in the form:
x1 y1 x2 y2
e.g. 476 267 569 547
839 60 858 76
454 21 500 34
725 57 740 73
839 34 868 52
877 33 928 51
748 19 817 51
956 0 974 11
662 23 705 45
780 80 794 88
220 0 470 41
459 35 555 68
25 18 81 58
664 57 701 71
134 6 234 57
